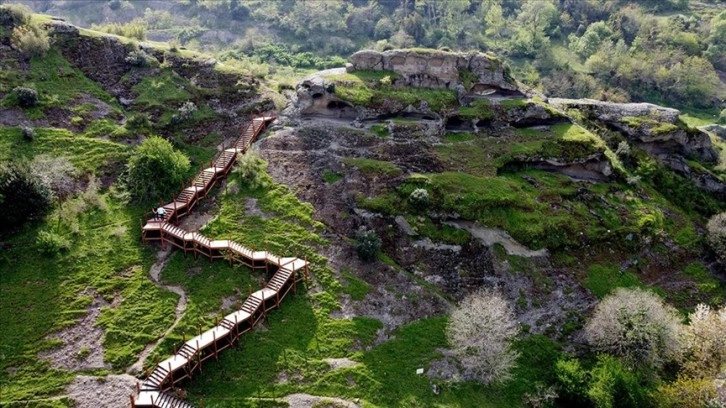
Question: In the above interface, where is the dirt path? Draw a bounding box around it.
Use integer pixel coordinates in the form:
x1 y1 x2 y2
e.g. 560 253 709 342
446 220 548 258
126 249 188 375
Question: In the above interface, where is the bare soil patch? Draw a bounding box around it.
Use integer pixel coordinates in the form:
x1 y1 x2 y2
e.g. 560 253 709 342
284 393 361 408
66 374 137 408
38 294 111 372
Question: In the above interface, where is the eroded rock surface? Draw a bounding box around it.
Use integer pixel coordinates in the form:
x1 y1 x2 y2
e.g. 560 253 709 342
349 49 519 93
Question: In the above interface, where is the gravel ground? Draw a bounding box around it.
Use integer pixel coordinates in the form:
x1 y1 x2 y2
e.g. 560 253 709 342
66 375 138 408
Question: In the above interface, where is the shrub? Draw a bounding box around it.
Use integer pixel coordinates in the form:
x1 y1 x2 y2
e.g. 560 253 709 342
31 155 78 202
719 109 726 125
235 148 269 190
21 125 35 141
706 212 726 264
0 161 53 230
681 304 726 379
408 188 430 210
354 228 381 262
91 21 146 40
36 230 71 255
555 358 589 405
171 101 197 124
587 355 648 408
124 136 191 202
12 86 39 107
615 141 631 157
447 288 519 384
124 49 157 67
11 24 50 59
585 288 683 368
0 4 32 26
655 376 718 408
125 112 152 131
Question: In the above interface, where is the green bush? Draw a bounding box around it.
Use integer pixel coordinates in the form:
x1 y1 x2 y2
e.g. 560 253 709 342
719 109 726 125
125 113 152 131
355 228 381 262
21 125 35 141
408 188 430 210
35 230 71 255
0 4 32 26
0 161 53 230
124 136 191 202
91 21 146 40
587 355 648 408
11 24 50 59
12 86 39 107
171 101 197 125
555 358 589 405
124 49 157 67
235 148 269 190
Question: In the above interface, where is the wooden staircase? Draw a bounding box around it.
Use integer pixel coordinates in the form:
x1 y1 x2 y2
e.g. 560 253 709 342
132 113 312 408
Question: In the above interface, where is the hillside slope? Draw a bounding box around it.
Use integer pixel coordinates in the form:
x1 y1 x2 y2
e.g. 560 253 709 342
1 7 725 408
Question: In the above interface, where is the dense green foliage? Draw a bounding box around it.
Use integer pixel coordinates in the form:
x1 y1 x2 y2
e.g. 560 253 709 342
124 136 191 202
26 0 726 113
0 161 53 230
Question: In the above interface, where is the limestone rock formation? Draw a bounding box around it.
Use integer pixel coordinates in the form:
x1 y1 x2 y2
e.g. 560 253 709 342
550 98 718 163
349 49 519 94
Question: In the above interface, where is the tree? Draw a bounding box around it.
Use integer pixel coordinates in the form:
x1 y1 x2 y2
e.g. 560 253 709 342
31 155 78 204
234 147 269 191
681 304 726 379
447 288 519 384
12 86 39 108
707 212 726 264
354 228 381 262
124 136 190 202
0 161 53 230
585 288 683 368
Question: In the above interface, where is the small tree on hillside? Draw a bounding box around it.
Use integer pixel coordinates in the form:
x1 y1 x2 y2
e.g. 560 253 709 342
706 212 726 264
235 147 269 191
585 288 683 368
681 304 726 379
0 161 53 230
354 228 381 262
124 136 190 202
447 288 520 384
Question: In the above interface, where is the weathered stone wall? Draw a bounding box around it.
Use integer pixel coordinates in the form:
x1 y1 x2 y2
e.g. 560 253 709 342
349 49 518 92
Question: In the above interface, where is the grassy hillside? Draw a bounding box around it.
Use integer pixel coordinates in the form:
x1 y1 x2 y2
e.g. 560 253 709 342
1 4 725 408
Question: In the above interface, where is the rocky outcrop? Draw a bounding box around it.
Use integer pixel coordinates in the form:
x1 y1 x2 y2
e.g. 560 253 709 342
550 98 718 163
349 49 520 95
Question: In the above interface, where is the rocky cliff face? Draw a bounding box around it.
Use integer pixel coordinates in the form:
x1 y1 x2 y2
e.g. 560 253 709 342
349 49 520 95
551 98 725 197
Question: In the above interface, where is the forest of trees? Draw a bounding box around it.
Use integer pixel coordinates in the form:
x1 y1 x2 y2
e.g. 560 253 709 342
12 0 726 112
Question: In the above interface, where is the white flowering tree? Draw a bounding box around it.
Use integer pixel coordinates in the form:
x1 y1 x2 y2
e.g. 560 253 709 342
447 288 519 384
585 288 683 368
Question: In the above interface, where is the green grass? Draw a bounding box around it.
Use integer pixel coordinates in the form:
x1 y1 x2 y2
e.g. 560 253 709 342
341 268 371 301
585 264 642 298
682 262 725 306
459 99 495 120
443 132 476 143
369 124 389 138
499 98 528 110
342 157 402 178
0 195 177 403
0 127 131 173
326 70 457 112
0 49 121 114
322 170 343 184
131 69 193 110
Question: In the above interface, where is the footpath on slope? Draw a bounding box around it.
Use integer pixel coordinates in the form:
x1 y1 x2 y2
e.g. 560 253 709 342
130 115 311 408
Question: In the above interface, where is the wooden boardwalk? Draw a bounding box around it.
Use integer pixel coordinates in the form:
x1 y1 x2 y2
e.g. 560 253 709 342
132 114 309 408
